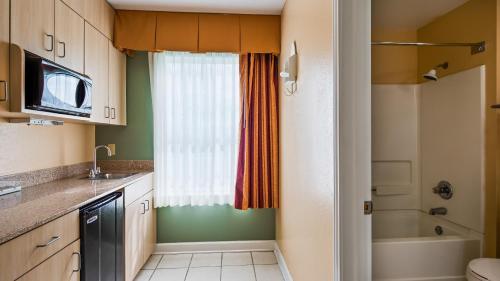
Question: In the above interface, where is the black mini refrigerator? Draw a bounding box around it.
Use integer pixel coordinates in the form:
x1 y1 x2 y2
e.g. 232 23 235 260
80 192 124 281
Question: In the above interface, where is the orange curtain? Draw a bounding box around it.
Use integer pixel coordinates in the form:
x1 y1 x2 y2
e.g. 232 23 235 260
235 54 280 210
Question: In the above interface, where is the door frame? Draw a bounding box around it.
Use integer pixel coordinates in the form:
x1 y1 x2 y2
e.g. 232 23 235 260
335 0 372 280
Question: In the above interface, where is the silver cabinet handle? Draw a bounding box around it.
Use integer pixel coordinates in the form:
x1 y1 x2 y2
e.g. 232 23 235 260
111 108 116 119
145 199 150 211
0 80 7 102
44 33 54 51
37 236 60 247
105 106 110 118
140 202 146 214
72 252 81 272
57 41 66 58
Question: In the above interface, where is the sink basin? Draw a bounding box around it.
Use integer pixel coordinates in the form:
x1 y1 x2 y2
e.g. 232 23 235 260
82 173 137 180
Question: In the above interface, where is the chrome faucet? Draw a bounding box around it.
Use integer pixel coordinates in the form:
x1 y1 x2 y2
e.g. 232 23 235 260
90 145 112 178
429 207 447 216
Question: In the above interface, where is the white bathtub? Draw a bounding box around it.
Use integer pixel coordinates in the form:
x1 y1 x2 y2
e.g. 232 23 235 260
373 210 482 281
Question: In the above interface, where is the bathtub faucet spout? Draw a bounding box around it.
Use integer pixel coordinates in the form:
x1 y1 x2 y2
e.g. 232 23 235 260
429 207 447 215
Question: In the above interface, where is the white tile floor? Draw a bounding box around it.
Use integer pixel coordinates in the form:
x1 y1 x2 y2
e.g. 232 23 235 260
134 251 285 281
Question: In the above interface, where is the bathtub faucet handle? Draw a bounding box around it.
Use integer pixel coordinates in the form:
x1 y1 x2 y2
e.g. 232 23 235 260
432 180 454 200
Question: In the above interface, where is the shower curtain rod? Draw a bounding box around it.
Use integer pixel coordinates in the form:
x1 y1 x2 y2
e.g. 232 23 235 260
371 41 486 55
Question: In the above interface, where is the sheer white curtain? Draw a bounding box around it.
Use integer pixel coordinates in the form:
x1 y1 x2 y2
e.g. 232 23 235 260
149 52 239 207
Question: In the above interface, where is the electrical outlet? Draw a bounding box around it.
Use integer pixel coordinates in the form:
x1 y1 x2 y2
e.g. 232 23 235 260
107 144 116 156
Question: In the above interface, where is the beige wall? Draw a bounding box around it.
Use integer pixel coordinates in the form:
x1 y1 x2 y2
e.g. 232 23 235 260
417 0 497 257
276 0 334 279
0 120 94 176
372 29 418 84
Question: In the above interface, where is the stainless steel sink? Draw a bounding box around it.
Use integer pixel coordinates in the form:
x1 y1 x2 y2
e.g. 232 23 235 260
82 173 137 180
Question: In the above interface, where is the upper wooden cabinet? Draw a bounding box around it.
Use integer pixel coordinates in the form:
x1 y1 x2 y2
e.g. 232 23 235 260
11 0 55 61
85 23 109 124
0 0 9 115
109 41 127 125
55 0 84 73
7 0 125 125
61 0 84 16
85 0 114 40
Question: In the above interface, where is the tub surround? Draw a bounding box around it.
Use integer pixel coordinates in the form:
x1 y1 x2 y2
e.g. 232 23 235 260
373 210 481 281
0 169 153 245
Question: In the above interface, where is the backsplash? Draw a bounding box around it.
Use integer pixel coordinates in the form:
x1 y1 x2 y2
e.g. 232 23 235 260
0 162 91 188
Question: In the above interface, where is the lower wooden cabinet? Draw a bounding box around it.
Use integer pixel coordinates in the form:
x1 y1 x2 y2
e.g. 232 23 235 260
125 190 155 281
17 240 81 281
0 210 79 281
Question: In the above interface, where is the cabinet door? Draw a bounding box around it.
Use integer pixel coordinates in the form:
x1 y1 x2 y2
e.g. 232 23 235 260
11 0 55 60
55 0 84 73
17 240 80 281
61 0 83 16
143 191 156 263
108 42 127 125
0 0 8 116
125 198 145 281
85 23 109 124
84 0 114 40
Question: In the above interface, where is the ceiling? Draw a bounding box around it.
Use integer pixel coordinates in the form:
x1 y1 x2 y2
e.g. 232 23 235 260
107 0 286 15
372 0 469 30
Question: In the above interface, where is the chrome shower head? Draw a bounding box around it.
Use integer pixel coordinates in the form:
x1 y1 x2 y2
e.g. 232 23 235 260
423 62 448 81
423 69 438 81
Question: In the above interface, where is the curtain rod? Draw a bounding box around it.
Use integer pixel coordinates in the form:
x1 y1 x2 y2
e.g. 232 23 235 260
371 41 486 55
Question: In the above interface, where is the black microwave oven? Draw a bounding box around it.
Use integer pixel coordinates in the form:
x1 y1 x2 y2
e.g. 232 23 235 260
24 51 92 117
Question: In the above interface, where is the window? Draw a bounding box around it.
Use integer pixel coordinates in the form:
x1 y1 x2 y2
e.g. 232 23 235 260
149 52 240 207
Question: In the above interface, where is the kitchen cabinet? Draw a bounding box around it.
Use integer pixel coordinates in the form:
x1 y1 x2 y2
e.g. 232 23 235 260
108 41 127 125
125 191 155 281
85 0 115 40
55 0 84 73
61 0 84 16
7 0 126 125
0 210 79 281
143 191 156 263
11 0 55 61
0 0 8 115
85 22 109 124
124 174 155 281
125 194 145 281
17 240 81 281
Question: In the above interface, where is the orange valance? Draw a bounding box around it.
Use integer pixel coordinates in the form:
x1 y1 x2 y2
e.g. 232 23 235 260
114 11 281 54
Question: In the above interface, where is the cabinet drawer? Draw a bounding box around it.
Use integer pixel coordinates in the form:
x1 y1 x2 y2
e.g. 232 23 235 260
17 239 80 281
0 210 79 281
124 173 153 206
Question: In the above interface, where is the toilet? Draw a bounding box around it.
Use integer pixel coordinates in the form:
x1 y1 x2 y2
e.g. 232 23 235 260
467 259 500 281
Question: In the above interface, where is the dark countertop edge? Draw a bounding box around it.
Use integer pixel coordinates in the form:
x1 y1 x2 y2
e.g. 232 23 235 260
0 171 154 245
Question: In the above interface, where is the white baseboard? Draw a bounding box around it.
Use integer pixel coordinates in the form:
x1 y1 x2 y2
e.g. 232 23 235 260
274 242 294 281
155 240 276 254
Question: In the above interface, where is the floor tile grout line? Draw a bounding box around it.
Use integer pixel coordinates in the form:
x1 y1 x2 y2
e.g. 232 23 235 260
251 251 258 281
184 254 194 281
219 252 223 281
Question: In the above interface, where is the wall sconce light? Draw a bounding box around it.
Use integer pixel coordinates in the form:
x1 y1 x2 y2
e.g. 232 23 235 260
280 41 298 96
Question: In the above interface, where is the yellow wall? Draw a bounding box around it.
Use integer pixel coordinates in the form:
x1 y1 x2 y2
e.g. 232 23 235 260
0 120 94 176
372 29 418 84
417 0 497 257
277 0 334 279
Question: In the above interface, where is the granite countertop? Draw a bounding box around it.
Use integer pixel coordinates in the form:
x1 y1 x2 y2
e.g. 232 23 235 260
0 170 153 245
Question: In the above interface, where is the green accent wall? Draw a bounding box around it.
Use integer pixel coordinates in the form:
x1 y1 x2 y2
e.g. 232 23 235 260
96 52 276 243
